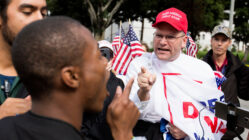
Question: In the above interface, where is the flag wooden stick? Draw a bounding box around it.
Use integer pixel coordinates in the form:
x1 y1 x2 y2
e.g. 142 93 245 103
128 18 131 25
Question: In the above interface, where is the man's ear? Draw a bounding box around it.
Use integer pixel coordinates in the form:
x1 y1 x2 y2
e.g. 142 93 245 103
61 66 80 88
228 39 232 46
181 35 188 49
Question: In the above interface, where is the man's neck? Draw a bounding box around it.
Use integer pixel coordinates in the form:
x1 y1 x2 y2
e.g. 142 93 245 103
0 36 17 76
31 92 84 131
212 53 227 67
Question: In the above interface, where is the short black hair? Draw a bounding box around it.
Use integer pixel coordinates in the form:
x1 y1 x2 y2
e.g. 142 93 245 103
0 0 11 23
12 16 87 100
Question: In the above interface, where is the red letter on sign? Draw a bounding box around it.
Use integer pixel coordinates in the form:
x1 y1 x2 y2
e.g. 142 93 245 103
204 116 217 133
183 102 199 119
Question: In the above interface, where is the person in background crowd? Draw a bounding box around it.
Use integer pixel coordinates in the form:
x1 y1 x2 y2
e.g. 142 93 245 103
0 16 139 140
203 25 249 139
98 40 114 71
203 25 249 103
141 42 149 52
0 0 47 119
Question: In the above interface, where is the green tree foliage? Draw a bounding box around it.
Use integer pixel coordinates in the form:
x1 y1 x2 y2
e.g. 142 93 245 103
233 0 249 43
114 0 225 39
47 0 225 40
47 0 91 29
47 0 124 39
233 0 249 62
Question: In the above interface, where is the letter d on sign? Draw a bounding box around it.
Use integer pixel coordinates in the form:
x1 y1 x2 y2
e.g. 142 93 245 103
183 102 199 119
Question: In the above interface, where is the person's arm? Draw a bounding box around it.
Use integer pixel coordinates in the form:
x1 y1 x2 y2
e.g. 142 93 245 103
0 96 31 119
236 65 249 100
107 78 140 140
137 67 156 101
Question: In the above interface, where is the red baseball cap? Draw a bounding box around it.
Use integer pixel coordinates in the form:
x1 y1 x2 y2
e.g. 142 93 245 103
152 8 188 34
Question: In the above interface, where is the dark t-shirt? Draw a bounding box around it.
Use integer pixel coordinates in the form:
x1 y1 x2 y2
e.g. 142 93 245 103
81 71 124 140
0 111 83 140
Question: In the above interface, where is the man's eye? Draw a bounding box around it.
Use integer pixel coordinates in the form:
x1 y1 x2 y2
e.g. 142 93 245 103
166 35 175 39
22 11 32 15
41 13 47 17
156 34 163 38
41 10 48 17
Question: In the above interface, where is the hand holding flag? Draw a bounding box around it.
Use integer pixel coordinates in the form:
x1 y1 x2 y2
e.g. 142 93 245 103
169 123 187 139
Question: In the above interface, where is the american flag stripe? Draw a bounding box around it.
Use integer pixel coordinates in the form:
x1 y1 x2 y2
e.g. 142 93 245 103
112 24 144 75
186 33 198 57
112 27 125 56
117 48 131 73
112 36 120 55
113 45 129 71
123 56 133 75
112 36 121 55
214 71 226 90
131 50 144 58
119 50 132 74
130 41 144 57
130 42 141 46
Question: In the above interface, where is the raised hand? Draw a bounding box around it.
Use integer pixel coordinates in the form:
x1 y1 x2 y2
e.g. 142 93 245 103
137 67 156 101
107 78 140 140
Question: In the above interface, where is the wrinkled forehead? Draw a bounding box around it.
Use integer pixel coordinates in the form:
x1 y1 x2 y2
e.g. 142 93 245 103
212 33 230 40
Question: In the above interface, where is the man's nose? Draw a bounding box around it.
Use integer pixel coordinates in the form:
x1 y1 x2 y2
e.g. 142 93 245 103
33 11 44 21
217 40 223 45
159 37 168 45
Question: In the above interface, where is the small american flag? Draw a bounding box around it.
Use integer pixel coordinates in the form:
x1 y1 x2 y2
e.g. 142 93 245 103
111 27 125 56
186 33 198 57
112 24 144 75
214 71 226 90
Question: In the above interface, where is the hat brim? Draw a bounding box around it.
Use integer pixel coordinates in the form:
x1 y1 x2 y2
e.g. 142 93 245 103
212 32 231 39
152 20 184 34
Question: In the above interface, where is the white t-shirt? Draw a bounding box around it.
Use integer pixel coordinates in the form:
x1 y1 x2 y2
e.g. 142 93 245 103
125 52 217 123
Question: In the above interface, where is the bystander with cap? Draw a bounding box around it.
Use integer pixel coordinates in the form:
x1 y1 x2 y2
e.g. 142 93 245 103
203 25 249 103
203 25 249 139
98 40 114 61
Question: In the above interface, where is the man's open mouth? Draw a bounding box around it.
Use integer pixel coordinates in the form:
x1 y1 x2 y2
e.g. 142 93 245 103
158 48 170 51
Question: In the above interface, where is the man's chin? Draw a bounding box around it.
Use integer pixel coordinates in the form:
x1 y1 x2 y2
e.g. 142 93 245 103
156 55 170 61
85 103 104 113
